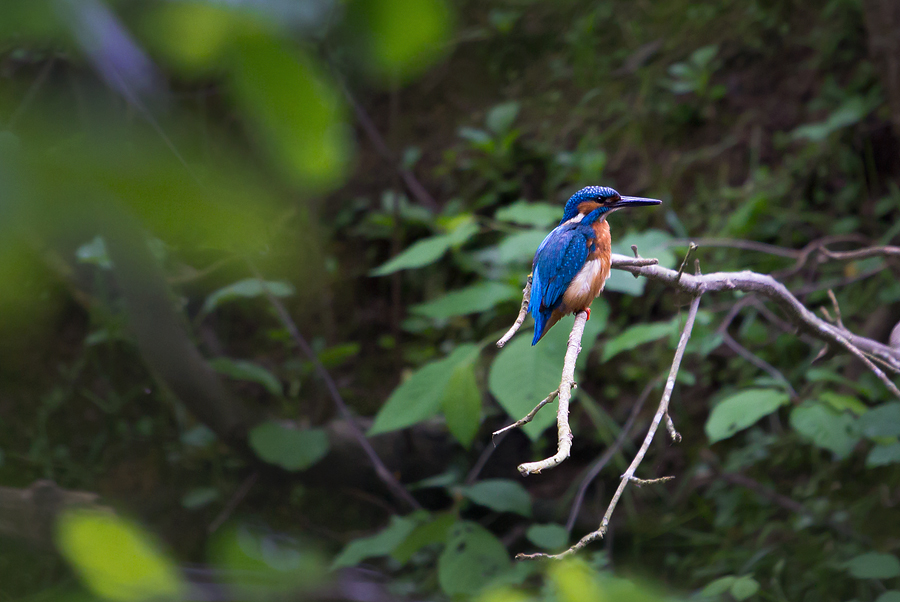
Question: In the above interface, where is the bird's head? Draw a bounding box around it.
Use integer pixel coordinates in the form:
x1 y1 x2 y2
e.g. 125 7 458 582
560 186 661 225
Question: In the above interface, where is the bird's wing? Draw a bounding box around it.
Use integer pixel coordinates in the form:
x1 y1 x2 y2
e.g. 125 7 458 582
530 225 590 314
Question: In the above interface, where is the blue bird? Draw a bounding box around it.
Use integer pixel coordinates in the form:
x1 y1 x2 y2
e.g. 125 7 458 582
529 186 661 345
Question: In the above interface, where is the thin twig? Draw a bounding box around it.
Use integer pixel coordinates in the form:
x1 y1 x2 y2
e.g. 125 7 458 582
497 275 533 348
721 331 799 398
517 311 589 476
519 292 702 559
208 471 258 534
628 475 675 486
492 389 560 438
674 242 698 284
565 379 657 532
819 245 900 261
827 289 844 329
247 262 421 511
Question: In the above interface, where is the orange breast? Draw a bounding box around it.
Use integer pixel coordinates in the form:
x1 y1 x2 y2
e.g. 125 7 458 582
560 221 612 311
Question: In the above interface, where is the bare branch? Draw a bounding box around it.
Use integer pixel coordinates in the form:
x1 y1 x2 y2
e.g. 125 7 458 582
247 262 422 511
519 293 702 560
517 311 589 476
492 389 561 438
497 275 533 348
609 253 900 378
819 245 900 261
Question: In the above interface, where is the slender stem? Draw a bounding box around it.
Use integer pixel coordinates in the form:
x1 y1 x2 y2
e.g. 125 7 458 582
492 389 560 438
497 275 533 348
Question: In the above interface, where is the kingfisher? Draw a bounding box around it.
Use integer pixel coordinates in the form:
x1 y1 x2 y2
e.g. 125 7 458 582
529 186 661 345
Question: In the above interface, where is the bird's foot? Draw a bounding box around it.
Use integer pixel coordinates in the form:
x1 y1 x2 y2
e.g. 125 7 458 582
585 308 591 321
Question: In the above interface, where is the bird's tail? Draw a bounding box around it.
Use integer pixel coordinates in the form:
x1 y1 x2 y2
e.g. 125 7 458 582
531 309 550 346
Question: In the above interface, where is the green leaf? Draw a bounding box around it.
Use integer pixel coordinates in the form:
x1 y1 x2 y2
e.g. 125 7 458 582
485 101 520 134
248 422 329 471
867 443 900 467
440 359 482 448
494 229 548 264
56 509 186 602
791 96 872 142
229 38 350 189
819 391 868 416
370 221 478 276
411 282 520 319
202 279 294 315
701 576 737 597
706 389 790 444
370 344 480 435
877 592 900 602
601 320 676 362
392 513 457 564
209 357 283 396
181 487 220 510
526 524 568 550
606 229 676 294
846 553 900 579
438 521 511 597
458 479 532 517
730 576 760 600
332 514 422 568
488 311 607 440
494 201 560 227
790 403 859 459
857 403 900 439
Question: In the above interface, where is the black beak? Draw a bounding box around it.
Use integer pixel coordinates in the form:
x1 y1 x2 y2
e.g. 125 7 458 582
613 196 662 208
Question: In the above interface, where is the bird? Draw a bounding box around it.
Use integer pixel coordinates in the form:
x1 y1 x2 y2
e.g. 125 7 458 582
529 186 661 345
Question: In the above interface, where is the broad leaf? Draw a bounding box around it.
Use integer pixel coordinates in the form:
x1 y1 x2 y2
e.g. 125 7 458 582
495 201 560 227
458 479 532 516
526 523 568 550
209 357 282 396
392 513 456 564
202 279 294 315
601 319 676 362
485 101 520 134
730 576 760 601
56 509 185 602
370 344 480 435
701 576 737 597
877 592 900 602
606 229 677 294
438 521 511 597
790 403 859 459
332 514 422 568
371 221 478 276
440 359 482 448
248 422 329 471
846 553 900 579
706 389 790 443
857 402 900 439
488 310 607 440
867 443 900 467
411 282 520 319
494 229 548 264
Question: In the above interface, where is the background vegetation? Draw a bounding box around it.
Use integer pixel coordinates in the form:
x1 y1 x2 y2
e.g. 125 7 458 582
1 0 900 601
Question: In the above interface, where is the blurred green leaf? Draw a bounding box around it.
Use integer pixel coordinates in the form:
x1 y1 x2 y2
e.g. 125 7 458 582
371 221 478 276
201 279 294 315
458 479 531 517
791 96 873 142
730 576 760 600
846 553 900 579
606 230 676 294
877 592 900 602
495 201 560 227
412 282 520 319
392 513 456 564
818 391 868 416
485 102 520 134
526 524 568 550
209 357 283 396
441 358 482 448
333 514 422 568
706 389 790 443
701 575 737 597
370 344 480 435
494 229 548 264
488 310 607 440
248 422 329 471
350 0 451 80
549 560 604 602
438 521 511 597
229 38 350 189
601 320 676 362
867 443 900 467
76 236 112 269
56 509 186 602
790 403 859 459
857 402 900 439
181 487 220 510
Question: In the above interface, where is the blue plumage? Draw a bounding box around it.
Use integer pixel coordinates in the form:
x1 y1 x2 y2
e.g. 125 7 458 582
529 222 595 345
